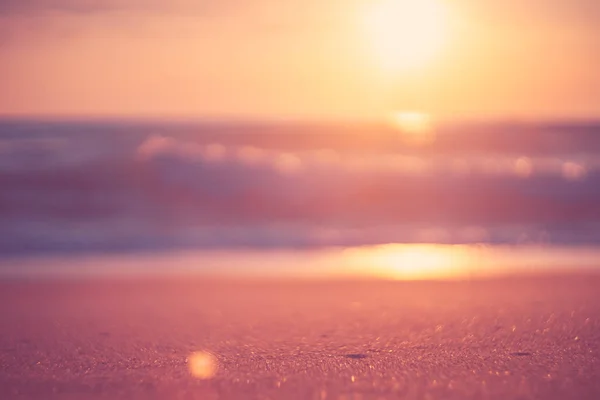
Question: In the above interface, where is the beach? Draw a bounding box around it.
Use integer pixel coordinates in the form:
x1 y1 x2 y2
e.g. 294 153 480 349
1 275 599 399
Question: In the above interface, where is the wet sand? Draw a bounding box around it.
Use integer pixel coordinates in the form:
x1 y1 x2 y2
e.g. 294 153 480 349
1 276 599 399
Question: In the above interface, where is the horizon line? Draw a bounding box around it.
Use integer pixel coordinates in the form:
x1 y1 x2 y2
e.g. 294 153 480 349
1 113 600 126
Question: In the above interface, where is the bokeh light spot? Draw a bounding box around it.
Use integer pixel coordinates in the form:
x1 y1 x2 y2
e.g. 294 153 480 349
188 351 218 379
514 157 533 178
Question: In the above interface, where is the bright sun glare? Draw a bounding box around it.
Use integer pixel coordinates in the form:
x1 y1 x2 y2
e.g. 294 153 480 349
365 0 449 72
344 244 471 280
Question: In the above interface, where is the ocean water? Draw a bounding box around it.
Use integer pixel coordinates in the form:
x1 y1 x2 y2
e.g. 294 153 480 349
1 118 599 278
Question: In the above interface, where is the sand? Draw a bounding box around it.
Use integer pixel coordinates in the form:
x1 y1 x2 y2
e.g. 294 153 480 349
1 276 599 399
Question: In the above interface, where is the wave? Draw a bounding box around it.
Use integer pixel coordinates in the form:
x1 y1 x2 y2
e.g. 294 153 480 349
1 120 600 255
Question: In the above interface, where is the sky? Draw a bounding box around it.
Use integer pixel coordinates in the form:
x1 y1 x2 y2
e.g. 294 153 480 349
0 0 598 120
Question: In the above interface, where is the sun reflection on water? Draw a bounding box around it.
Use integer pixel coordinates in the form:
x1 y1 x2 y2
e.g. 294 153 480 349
344 244 474 280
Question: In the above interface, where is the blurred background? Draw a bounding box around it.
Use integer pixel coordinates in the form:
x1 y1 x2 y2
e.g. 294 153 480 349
1 119 599 279
1 0 599 279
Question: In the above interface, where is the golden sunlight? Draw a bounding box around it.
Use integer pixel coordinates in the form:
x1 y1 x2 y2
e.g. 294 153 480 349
390 111 436 145
364 0 449 73
344 244 473 280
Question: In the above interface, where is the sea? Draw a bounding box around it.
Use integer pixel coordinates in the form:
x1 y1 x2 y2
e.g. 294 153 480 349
1 118 599 279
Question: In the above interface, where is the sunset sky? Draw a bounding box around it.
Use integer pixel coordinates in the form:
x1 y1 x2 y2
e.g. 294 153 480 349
0 0 598 120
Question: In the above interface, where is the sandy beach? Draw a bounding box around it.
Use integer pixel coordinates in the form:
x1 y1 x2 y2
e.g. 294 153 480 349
1 275 599 399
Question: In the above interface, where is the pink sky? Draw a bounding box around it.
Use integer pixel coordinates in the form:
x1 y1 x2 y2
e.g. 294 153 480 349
0 0 598 119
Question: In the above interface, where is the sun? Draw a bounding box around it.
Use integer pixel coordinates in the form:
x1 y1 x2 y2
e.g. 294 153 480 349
364 0 449 73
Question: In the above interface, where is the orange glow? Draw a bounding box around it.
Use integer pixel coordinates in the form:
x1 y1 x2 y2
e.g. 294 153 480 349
391 111 432 132
0 2 598 119
344 244 472 280
364 0 449 73
390 111 436 145
0 8 376 119
4 245 600 281
188 351 218 379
